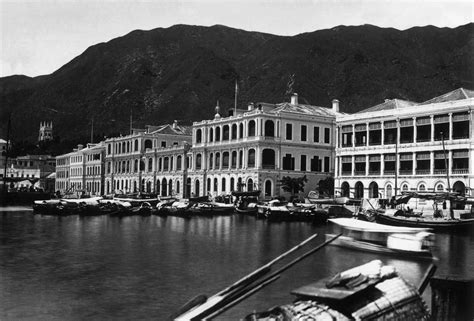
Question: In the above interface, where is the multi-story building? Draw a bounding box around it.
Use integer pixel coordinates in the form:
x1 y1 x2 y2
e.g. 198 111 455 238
103 122 192 196
5 155 56 192
334 88 474 199
55 151 72 194
0 138 7 179
190 94 340 199
83 143 106 196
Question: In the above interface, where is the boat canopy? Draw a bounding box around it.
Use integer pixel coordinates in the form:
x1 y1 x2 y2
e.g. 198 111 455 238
394 192 465 204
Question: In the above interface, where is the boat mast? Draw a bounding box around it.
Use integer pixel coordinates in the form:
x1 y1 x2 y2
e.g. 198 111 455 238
394 121 398 197
441 132 454 219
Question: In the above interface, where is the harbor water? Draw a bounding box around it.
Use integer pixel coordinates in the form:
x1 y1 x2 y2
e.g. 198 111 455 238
1 207 473 320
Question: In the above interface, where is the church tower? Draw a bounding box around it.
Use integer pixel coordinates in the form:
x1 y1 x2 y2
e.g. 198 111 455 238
38 121 53 142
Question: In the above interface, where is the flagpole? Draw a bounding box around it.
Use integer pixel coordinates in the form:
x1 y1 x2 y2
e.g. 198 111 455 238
234 80 238 116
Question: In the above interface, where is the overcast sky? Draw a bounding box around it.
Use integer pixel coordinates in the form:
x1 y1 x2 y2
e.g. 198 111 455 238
1 0 472 77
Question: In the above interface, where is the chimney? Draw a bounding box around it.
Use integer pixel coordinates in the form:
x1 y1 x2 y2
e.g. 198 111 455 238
173 120 177 129
77 144 83 150
248 102 254 111
332 99 340 113
291 93 298 105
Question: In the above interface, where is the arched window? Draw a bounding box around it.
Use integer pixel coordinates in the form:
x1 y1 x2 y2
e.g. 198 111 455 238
223 152 229 168
134 139 139 151
209 153 214 169
168 180 173 196
402 184 409 192
231 124 237 140
177 155 182 170
209 128 214 142
118 143 121 154
215 152 221 169
239 123 244 139
265 180 272 197
215 127 221 141
239 150 243 168
127 141 130 153
176 180 180 194
144 140 152 150
164 157 169 171
156 179 160 195
223 125 230 140
148 158 153 172
195 179 200 196
341 182 350 197
418 184 426 191
386 185 393 199
262 149 275 169
146 181 152 193
231 151 237 168
354 181 364 199
161 178 167 196
248 120 256 137
196 129 202 143
170 156 174 171
207 178 211 192
196 154 202 170
368 181 379 198
222 178 226 193
248 149 255 168
214 178 218 192
230 177 235 191
436 184 444 192
107 144 111 154
265 120 275 137
247 178 254 192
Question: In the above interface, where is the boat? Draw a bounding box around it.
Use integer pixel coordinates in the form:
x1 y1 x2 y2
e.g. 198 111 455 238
286 202 329 224
155 197 178 216
327 218 434 259
113 193 160 207
232 190 261 215
131 201 153 216
375 192 474 231
246 260 433 320
188 201 234 216
257 199 291 221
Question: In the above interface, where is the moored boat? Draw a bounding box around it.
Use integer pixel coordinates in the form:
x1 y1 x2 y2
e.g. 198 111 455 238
375 192 474 231
327 218 434 259
232 190 261 215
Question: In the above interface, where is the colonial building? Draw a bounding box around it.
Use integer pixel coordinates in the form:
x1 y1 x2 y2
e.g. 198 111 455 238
83 143 106 196
334 88 474 199
103 122 192 196
6 154 56 192
190 94 340 199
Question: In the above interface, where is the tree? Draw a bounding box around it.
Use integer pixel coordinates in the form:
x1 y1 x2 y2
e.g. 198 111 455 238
279 175 307 200
318 176 334 197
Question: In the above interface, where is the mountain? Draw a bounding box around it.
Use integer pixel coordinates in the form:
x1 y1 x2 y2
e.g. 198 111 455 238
1 23 473 145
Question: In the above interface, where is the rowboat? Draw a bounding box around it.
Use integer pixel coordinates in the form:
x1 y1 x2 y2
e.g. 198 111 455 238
232 190 260 215
327 218 434 259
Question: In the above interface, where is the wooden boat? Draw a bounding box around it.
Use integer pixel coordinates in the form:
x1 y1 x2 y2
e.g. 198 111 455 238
375 192 474 232
327 218 434 259
233 190 260 215
257 200 291 221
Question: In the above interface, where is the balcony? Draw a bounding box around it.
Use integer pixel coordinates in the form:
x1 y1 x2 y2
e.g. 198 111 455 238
368 170 380 175
384 170 395 175
399 170 413 175
354 171 366 176
452 169 469 174
262 164 276 170
416 169 430 175
433 169 447 175
341 171 352 176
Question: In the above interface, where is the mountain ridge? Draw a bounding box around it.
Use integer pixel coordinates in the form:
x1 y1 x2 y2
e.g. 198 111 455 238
1 23 472 145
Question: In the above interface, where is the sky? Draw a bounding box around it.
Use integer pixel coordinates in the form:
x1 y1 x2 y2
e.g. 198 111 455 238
1 0 472 77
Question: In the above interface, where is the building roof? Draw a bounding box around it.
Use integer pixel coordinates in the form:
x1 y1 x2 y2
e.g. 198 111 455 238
149 123 192 136
356 99 417 114
420 88 474 105
269 102 338 117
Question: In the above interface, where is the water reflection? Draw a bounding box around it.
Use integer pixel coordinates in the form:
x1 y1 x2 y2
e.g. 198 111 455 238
0 211 472 320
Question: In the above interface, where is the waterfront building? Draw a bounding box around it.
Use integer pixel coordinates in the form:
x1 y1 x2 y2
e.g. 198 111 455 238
334 88 474 199
189 94 340 199
55 151 73 194
6 154 56 192
103 122 192 196
83 143 106 196
0 138 7 179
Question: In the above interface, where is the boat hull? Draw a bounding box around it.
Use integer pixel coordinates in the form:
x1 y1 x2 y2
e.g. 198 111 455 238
326 234 433 260
375 213 474 231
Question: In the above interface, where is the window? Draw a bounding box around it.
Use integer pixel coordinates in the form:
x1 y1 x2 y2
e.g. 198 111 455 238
248 149 255 168
286 124 293 140
248 121 256 137
313 127 320 142
161 141 166 148
196 129 202 143
300 155 307 171
324 128 330 144
301 125 307 142
324 157 330 172
311 156 320 172
282 154 295 170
